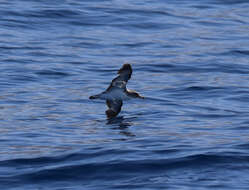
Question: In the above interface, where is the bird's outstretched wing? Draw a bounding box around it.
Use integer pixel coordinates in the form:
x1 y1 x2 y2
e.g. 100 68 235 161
106 64 132 91
105 99 123 118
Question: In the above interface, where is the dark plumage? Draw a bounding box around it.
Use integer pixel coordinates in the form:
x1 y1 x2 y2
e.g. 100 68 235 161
89 64 144 118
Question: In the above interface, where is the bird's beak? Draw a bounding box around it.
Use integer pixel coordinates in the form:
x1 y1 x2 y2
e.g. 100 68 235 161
139 96 145 99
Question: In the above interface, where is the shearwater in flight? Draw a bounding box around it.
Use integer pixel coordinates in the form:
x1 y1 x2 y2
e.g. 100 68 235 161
89 64 144 118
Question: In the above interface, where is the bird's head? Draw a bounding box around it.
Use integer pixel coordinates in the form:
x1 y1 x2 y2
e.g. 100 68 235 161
118 64 132 74
128 90 144 99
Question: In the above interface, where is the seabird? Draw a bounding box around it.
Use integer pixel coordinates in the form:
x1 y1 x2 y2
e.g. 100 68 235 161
89 64 144 118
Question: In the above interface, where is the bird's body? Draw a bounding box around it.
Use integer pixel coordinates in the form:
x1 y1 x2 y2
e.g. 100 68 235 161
89 64 144 118
97 89 130 101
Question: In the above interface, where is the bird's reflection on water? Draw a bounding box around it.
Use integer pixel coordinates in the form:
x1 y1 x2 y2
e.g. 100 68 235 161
106 116 136 137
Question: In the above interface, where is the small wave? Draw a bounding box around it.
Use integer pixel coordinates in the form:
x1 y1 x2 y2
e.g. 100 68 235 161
183 86 224 91
11 75 38 82
213 0 249 5
88 7 172 17
36 70 71 78
1 152 248 182
115 42 153 48
137 63 175 73
233 50 249 56
27 9 80 19
116 22 180 30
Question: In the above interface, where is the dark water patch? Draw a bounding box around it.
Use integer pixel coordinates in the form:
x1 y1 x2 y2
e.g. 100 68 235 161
85 67 117 74
236 143 249 150
0 46 35 50
0 152 88 165
68 20 106 27
140 60 241 74
2 153 248 183
213 0 249 5
183 86 225 91
17 118 42 122
36 70 71 78
152 148 181 155
115 42 154 48
1 58 34 64
73 41 106 49
218 50 249 57
61 36 100 43
10 74 38 82
65 61 87 65
145 63 175 69
195 20 230 27
0 10 27 17
27 51 74 58
192 5 216 9
1 9 81 20
27 51 54 57
145 97 178 107
217 65 249 74
141 66 209 73
198 36 230 41
232 50 249 56
0 19 36 29
67 14 113 27
116 22 182 30
225 95 249 102
137 63 175 73
237 121 249 129
90 7 172 17
3 100 29 105
188 112 237 119
232 89 249 94
32 9 80 18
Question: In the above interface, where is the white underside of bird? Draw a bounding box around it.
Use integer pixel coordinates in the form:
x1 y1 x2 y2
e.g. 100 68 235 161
98 89 131 100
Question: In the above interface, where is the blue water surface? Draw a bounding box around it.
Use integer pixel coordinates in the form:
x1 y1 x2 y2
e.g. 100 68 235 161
1 0 249 189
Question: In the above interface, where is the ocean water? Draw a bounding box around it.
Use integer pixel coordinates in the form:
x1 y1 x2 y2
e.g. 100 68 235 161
1 0 249 189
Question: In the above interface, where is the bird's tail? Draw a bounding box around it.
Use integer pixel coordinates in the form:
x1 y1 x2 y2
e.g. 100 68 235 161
105 109 118 119
89 94 101 99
